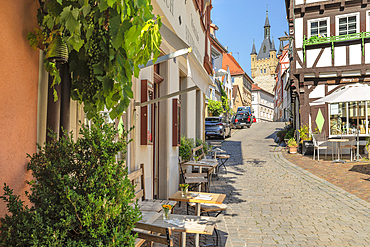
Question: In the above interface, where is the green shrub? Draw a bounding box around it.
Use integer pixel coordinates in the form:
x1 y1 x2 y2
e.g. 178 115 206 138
0 117 140 246
179 136 194 161
298 124 312 143
287 137 298 147
208 99 224 116
196 138 209 156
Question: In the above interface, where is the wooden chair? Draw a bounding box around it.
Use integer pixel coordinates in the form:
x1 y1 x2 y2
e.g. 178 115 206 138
129 164 176 212
133 222 173 247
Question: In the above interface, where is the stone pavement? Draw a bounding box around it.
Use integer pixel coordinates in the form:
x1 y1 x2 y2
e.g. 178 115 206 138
149 122 370 246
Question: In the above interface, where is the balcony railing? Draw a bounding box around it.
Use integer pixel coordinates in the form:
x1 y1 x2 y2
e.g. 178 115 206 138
302 31 370 62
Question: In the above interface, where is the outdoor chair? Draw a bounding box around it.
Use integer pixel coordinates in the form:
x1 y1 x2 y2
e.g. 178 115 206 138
340 136 356 161
312 132 332 161
133 222 173 247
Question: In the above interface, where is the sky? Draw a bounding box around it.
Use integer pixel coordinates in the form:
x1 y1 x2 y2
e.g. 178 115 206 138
211 0 289 75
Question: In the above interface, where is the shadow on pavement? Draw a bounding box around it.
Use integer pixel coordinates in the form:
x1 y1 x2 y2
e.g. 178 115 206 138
349 164 370 176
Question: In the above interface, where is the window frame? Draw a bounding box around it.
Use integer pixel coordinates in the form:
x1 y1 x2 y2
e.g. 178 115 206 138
366 10 370 32
335 12 360 36
307 17 330 38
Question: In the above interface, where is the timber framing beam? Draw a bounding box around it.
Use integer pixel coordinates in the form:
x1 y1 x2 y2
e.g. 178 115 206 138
134 86 198 107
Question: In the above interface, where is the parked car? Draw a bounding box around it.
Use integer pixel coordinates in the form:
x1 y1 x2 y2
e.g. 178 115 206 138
237 106 252 115
231 111 252 129
205 117 231 140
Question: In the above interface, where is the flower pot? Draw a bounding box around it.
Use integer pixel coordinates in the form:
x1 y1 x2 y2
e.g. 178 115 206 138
289 146 297 154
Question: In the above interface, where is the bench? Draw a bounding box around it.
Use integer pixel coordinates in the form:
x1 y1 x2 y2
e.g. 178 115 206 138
129 164 176 247
128 164 177 212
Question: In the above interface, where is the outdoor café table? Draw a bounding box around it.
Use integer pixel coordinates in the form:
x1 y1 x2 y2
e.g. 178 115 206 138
168 191 226 247
139 211 217 247
328 138 349 163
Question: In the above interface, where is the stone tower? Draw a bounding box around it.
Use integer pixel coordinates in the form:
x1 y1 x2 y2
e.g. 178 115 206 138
250 9 278 94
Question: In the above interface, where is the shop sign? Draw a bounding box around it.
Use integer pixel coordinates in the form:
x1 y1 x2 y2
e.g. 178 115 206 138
340 78 359 83
330 104 339 115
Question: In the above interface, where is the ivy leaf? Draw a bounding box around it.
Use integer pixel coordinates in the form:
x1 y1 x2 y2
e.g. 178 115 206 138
68 34 84 52
107 0 116 7
57 0 63 5
81 5 91 17
60 6 80 34
124 85 133 98
98 0 109 11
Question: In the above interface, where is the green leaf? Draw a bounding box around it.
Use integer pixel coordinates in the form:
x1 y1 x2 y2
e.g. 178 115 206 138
107 0 116 7
98 0 109 11
60 6 80 33
57 0 63 5
103 78 114 92
68 34 84 52
81 5 91 17
124 85 133 98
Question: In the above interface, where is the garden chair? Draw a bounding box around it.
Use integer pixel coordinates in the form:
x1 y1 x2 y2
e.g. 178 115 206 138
340 136 356 161
312 132 332 161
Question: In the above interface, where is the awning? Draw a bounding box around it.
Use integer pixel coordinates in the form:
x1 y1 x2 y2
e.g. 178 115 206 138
135 24 212 107
310 83 370 106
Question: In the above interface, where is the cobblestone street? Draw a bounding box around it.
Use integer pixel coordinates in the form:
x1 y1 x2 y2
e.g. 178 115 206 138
151 122 370 246
209 122 370 247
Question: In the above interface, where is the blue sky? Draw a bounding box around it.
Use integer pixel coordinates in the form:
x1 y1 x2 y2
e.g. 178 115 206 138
211 0 289 75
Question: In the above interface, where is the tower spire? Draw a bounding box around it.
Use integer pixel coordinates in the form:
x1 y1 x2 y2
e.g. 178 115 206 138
251 38 257 55
270 36 276 51
264 6 271 38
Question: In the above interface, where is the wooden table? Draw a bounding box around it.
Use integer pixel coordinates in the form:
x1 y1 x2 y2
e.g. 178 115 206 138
328 139 349 163
169 191 226 247
140 212 217 247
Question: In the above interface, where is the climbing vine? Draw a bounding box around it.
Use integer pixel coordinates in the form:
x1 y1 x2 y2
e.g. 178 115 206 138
28 0 162 119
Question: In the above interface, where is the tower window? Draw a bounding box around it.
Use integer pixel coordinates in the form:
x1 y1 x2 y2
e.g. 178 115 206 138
263 46 266 53
264 69 266 74
260 69 262 74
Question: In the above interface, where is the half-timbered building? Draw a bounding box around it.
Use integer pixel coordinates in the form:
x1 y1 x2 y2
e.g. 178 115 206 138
285 0 370 139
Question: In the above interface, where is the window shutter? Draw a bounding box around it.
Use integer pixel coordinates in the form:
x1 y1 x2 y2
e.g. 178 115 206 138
172 98 181 147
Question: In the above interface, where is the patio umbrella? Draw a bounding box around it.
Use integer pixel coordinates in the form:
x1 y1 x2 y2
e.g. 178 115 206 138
310 83 370 106
310 83 370 161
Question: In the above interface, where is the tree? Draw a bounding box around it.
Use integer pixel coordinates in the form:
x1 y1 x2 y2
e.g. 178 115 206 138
0 118 140 246
208 99 224 116
28 0 162 119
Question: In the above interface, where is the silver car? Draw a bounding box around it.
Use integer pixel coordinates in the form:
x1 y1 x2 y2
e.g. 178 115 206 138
205 117 231 140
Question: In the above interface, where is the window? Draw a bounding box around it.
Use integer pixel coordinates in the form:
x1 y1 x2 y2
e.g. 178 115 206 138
336 13 359 36
232 77 234 83
260 69 262 74
330 101 370 136
308 18 329 38
252 95 255 101
263 46 266 53
264 69 266 74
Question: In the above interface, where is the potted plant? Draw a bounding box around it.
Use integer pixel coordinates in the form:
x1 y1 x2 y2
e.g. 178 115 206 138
287 137 298 154
179 183 189 197
298 125 314 155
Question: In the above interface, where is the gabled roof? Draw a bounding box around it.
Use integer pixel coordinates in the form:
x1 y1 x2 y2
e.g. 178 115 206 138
252 83 274 97
222 53 245 76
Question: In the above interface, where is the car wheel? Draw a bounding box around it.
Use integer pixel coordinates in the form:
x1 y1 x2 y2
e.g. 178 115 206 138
222 131 226 140
228 128 231 137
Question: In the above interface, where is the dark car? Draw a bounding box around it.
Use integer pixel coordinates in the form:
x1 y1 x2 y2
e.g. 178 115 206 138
205 117 231 140
231 111 252 129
